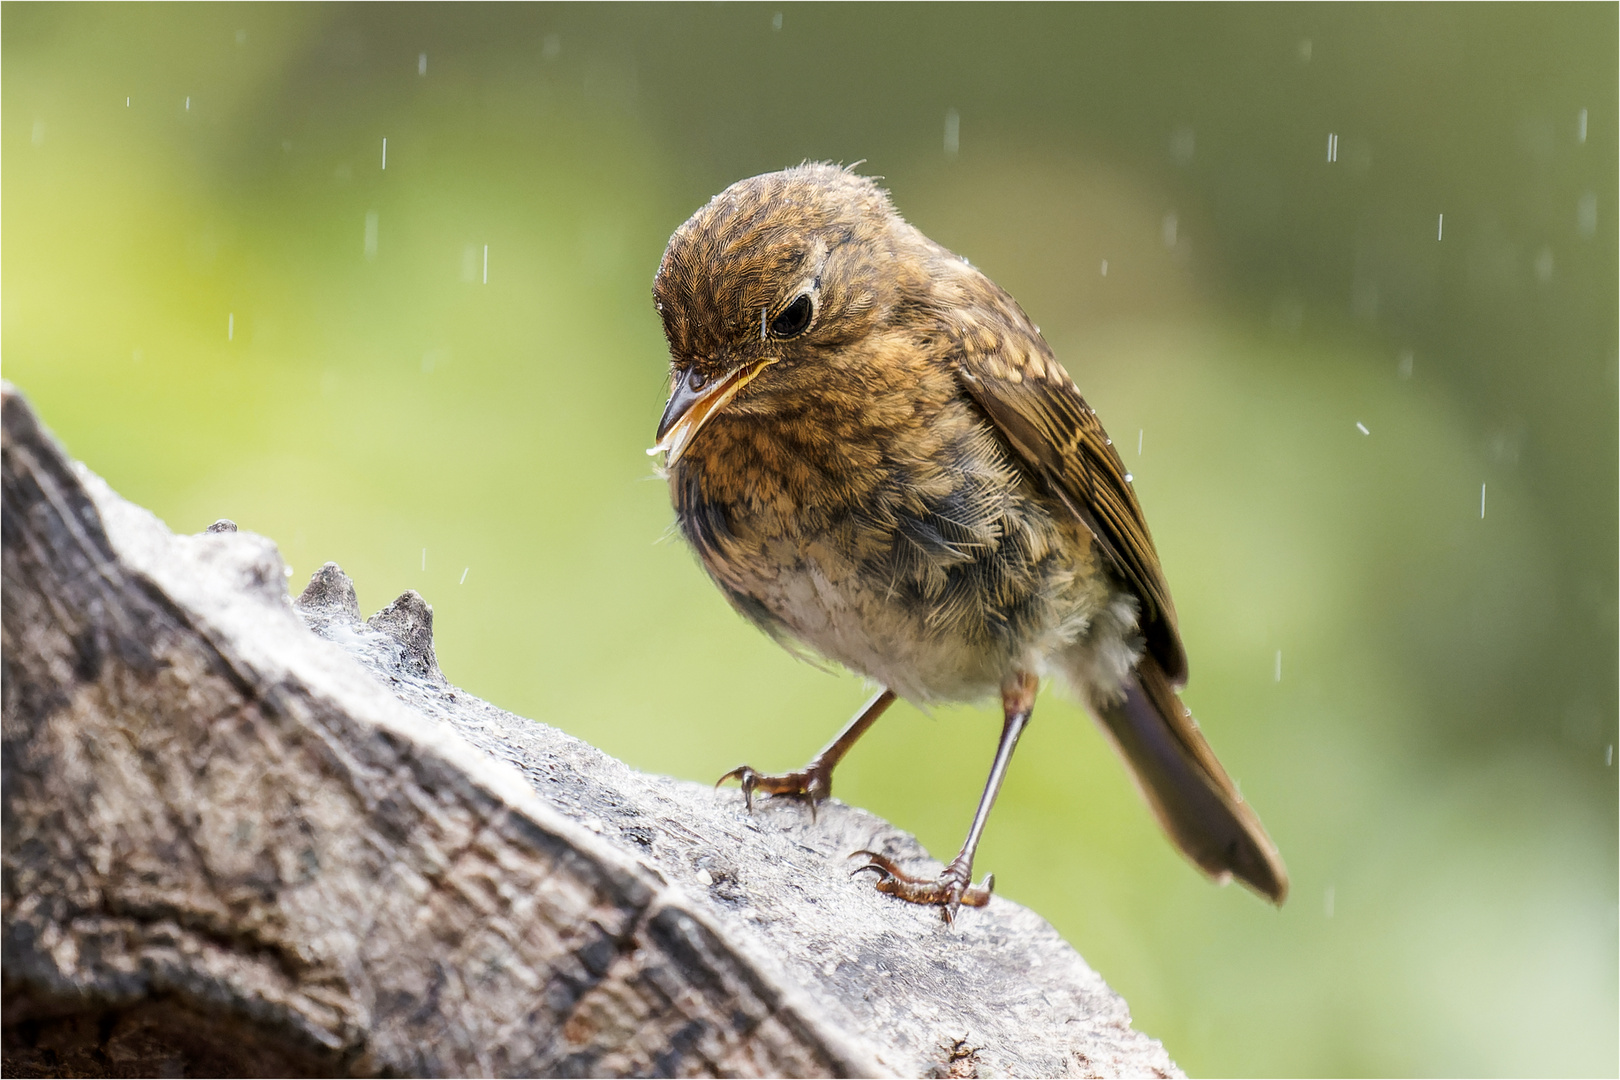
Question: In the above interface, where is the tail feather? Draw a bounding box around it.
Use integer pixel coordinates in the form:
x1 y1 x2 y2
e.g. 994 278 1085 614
1088 653 1288 904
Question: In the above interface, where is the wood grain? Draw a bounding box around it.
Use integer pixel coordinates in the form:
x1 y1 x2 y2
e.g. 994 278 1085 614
1 383 1177 1079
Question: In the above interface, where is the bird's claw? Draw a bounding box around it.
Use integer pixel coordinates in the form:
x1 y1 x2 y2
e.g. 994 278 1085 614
850 850 994 924
716 761 832 817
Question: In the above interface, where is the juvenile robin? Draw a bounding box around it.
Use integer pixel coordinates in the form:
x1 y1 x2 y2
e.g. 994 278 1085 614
650 163 1287 921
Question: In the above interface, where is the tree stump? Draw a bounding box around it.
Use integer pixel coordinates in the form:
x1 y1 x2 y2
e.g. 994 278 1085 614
1 383 1179 1078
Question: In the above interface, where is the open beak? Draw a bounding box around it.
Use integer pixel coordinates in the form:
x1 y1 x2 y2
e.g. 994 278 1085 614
648 358 776 467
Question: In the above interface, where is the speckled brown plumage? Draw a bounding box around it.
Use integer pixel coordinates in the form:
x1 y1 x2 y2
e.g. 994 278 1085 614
651 163 1286 918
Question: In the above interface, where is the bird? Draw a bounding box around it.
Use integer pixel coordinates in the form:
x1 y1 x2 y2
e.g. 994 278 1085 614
648 162 1287 921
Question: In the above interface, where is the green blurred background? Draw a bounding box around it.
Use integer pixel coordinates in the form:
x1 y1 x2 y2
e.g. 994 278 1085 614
5 4 1615 1074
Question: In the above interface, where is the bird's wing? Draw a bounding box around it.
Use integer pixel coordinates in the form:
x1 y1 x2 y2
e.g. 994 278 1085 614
950 318 1188 684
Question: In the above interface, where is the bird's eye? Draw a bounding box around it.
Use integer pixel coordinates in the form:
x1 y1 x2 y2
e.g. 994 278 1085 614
687 369 707 390
769 294 814 339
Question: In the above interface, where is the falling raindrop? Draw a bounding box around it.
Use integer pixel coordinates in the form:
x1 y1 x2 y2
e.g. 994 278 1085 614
460 567 470 585
1397 349 1414 379
1437 213 1443 241
1577 193 1598 237
1355 422 1370 435
227 314 234 342
1100 259 1108 276
364 212 379 259
418 52 428 76
1534 246 1554 283
944 108 960 159
1169 127 1195 166
381 137 387 170
772 11 783 30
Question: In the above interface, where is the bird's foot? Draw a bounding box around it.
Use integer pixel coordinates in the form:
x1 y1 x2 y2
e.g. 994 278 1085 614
850 851 993 924
716 760 833 817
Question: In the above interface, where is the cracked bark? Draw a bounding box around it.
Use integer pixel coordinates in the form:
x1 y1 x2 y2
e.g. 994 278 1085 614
1 383 1180 1078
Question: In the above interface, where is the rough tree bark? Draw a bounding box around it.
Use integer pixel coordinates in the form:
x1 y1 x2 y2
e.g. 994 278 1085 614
1 383 1179 1078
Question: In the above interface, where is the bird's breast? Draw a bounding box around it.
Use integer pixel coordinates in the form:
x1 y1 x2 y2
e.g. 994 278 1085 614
667 365 1105 702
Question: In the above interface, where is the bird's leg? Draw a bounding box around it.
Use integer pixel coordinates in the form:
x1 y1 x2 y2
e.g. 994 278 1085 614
718 688 896 817
854 672 1037 923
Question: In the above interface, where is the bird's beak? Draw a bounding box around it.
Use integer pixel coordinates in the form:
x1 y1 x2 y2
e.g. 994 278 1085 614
648 358 776 467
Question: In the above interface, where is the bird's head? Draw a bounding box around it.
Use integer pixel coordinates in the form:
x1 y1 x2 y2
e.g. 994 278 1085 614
649 163 920 466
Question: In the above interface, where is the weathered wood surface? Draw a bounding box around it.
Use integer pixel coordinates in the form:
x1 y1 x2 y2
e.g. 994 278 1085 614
1 383 1178 1078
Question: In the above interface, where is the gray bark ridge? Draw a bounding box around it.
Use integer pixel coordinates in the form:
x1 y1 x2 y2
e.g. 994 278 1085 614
2 382 1178 1078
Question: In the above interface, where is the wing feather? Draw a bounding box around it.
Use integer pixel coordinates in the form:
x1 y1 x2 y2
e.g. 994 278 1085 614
950 315 1188 684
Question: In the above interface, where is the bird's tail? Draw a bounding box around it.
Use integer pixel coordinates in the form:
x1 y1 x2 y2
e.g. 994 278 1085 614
1082 652 1288 903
